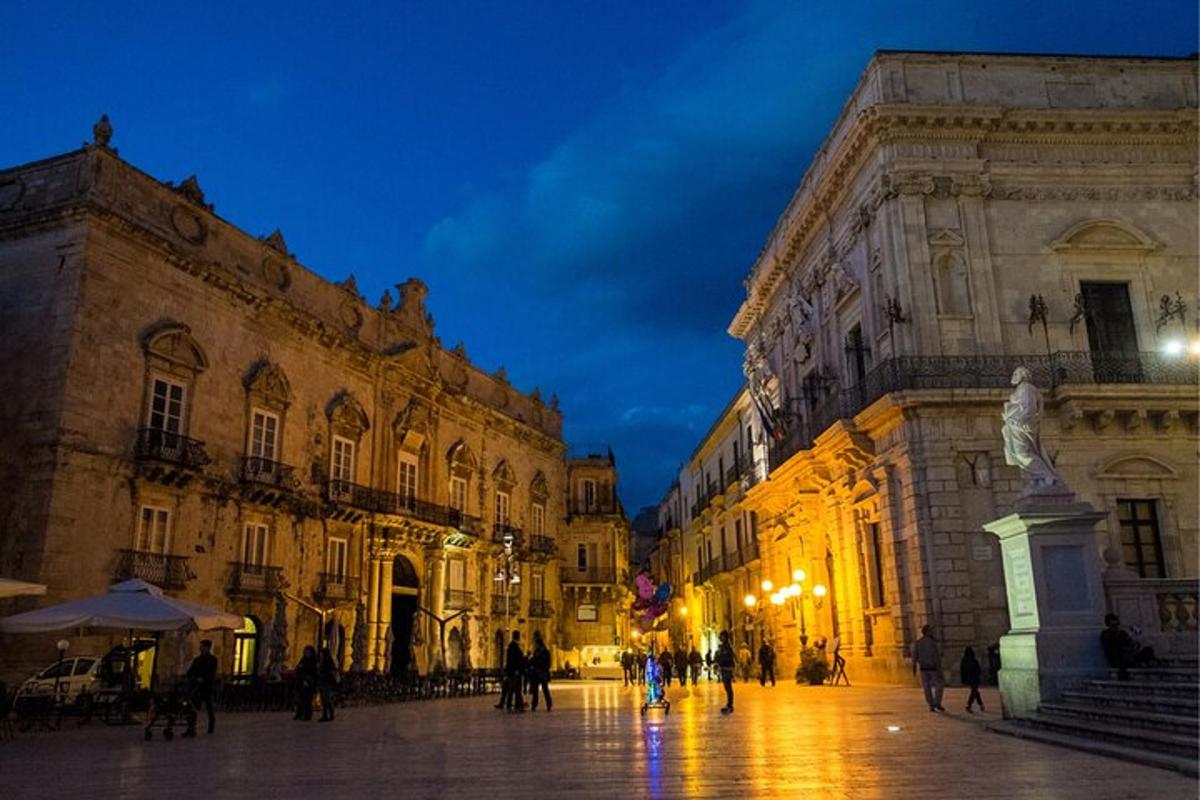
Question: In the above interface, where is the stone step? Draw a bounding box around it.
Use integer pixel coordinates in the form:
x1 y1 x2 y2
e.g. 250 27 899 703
1021 712 1198 759
1062 688 1198 716
1108 667 1198 682
1039 701 1200 735
988 720 1199 777
1083 679 1200 699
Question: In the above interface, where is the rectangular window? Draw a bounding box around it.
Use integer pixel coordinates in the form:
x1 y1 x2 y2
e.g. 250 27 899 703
531 571 544 602
148 377 186 434
249 409 279 461
327 537 348 580
733 441 741 472
449 476 467 512
137 506 171 553
243 523 270 567
495 490 511 524
397 452 418 502
331 436 355 483
577 543 588 571
531 503 545 535
583 479 597 512
735 518 743 552
1118 499 1166 578
868 522 886 607
448 558 466 591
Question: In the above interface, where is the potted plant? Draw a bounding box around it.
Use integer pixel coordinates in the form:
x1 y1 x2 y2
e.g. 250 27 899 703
795 647 830 685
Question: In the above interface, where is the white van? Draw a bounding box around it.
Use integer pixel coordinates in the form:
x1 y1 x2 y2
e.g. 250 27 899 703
16 656 103 706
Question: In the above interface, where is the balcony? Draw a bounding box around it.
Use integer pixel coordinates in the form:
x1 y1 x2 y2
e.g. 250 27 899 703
314 572 359 603
567 501 620 517
227 563 285 596
134 428 210 486
324 479 375 522
491 592 521 616
114 549 192 590
528 599 553 618
561 566 617 585
492 524 524 549
241 457 300 507
768 351 1200 473
527 534 556 556
444 589 476 610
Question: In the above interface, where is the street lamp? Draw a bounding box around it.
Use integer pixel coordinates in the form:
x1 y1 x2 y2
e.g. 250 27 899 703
494 533 521 641
53 639 70 704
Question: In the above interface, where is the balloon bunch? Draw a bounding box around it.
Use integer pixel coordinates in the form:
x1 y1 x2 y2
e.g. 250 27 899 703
631 570 672 632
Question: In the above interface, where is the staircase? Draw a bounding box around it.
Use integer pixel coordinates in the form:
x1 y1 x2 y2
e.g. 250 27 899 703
990 655 1199 776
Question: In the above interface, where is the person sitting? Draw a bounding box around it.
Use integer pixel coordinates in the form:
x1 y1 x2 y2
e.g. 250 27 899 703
1100 613 1155 680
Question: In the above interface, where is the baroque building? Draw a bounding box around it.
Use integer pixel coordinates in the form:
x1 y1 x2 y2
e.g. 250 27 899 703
660 52 1199 683
0 124 620 682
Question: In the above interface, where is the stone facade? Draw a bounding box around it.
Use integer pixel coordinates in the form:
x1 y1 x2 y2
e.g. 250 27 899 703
0 130 589 682
662 52 1199 684
557 453 632 671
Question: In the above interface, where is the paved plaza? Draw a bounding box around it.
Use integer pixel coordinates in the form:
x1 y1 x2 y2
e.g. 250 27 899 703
0 681 1194 799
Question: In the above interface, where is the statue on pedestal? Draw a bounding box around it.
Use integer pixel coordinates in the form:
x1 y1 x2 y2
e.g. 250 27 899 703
1002 367 1066 492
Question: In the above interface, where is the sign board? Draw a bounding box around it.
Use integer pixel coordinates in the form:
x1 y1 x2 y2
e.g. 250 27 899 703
972 545 994 561
576 604 598 622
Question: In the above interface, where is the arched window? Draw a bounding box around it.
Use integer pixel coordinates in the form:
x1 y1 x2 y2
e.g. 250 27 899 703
140 322 208 441
232 616 260 678
446 440 478 513
243 360 292 480
326 391 370 487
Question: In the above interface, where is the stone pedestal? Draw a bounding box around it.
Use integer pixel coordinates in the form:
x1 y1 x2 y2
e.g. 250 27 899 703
984 497 1108 719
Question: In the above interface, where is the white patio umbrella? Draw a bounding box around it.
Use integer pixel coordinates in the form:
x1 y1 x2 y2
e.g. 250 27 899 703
0 578 47 599
0 578 241 633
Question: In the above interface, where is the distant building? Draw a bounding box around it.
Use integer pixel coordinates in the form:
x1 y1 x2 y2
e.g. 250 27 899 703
662 52 1199 683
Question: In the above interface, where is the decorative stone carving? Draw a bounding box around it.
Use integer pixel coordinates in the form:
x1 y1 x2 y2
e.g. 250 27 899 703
0 178 27 210
243 359 293 410
1001 367 1066 493
92 114 113 148
261 228 291 256
326 391 370 438
170 205 207 245
142 321 209 373
261 257 291 291
393 398 431 452
744 334 783 434
339 299 364 332
337 274 364 300
378 290 393 312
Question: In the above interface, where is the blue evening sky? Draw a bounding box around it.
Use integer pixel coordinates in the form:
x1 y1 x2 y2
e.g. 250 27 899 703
3 1 1195 512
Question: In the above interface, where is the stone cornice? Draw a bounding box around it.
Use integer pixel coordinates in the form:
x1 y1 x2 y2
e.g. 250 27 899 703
729 105 1198 339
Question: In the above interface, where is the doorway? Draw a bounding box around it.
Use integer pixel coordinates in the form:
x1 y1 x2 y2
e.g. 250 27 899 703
1081 281 1140 381
390 555 420 678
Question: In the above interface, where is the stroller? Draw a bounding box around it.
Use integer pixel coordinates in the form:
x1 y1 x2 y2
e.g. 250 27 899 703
639 648 671 717
143 678 197 741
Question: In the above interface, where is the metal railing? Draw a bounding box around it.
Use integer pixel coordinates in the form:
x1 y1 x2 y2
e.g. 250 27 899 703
492 524 524 548
315 572 358 601
567 501 619 516
562 567 617 584
491 592 521 616
242 457 298 489
323 481 482 534
528 534 556 555
769 351 1200 472
115 549 192 590
444 589 476 610
227 563 285 595
528 599 553 618
135 428 210 468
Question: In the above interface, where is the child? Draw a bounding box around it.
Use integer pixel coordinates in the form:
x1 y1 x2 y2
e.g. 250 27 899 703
960 646 984 713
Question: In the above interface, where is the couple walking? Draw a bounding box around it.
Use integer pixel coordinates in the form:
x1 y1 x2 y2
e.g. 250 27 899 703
495 630 552 712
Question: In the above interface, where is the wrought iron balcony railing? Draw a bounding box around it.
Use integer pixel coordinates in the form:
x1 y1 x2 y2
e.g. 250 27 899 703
115 549 192 590
491 592 521 616
325 479 376 510
315 572 359 602
444 589 476 610
323 482 482 534
227 563 285 596
768 351 1200 473
528 534 556 555
492 524 524 548
528 599 553 618
242 457 299 489
135 428 210 468
562 567 617 584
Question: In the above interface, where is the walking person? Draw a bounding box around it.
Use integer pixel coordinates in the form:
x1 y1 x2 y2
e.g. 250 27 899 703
673 646 687 689
688 646 702 686
183 639 217 736
529 631 552 711
318 647 340 722
913 625 945 712
960 646 984 713
504 631 526 712
737 640 752 682
636 649 646 685
758 639 776 687
704 649 714 681
716 631 736 714
658 648 674 688
294 645 319 721
621 650 634 687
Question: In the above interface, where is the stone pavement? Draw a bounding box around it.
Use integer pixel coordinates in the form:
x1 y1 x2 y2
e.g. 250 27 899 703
0 681 1194 799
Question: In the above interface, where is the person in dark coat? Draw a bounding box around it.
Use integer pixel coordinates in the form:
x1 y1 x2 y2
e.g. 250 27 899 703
960 646 984 713
183 639 218 736
658 649 674 688
715 631 736 714
688 647 702 686
529 631 552 711
318 647 340 722
621 650 634 686
294 646 318 721
1100 613 1156 680
704 649 714 681
635 649 646 685
673 647 688 687
758 640 776 687
503 631 526 712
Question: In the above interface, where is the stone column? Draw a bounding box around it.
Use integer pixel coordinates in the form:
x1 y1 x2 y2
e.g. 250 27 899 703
366 556 382 671
984 499 1108 718
427 551 447 670
379 557 394 671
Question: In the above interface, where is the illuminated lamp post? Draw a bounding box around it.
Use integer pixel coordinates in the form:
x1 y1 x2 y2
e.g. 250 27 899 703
494 532 521 643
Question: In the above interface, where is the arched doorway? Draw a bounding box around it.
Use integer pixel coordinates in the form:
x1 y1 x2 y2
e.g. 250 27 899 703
391 554 419 678
447 627 463 672
232 616 260 679
323 619 347 667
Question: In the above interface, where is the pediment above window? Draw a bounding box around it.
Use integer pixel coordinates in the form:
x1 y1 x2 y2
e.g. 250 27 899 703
393 398 431 453
1095 453 1179 481
243 359 292 410
492 459 517 489
1050 219 1159 254
530 470 549 502
326 391 370 439
447 439 478 477
142 322 208 373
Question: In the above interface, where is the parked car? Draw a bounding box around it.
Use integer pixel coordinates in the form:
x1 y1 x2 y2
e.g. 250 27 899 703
16 656 102 707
